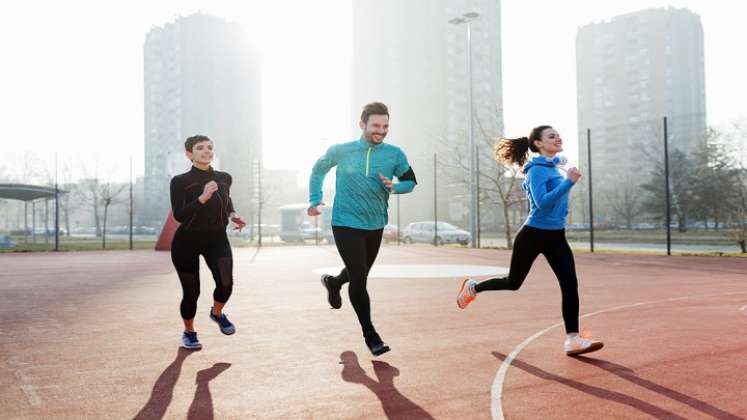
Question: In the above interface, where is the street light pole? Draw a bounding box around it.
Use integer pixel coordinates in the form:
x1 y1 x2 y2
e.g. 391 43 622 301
449 12 480 248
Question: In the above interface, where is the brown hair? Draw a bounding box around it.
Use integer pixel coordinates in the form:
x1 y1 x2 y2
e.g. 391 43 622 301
494 125 552 167
360 102 389 123
184 135 211 152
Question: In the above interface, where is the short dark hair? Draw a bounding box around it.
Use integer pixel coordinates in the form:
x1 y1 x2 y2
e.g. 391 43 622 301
360 102 389 124
184 135 211 152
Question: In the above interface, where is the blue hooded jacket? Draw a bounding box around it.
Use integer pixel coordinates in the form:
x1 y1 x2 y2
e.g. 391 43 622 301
522 155 575 230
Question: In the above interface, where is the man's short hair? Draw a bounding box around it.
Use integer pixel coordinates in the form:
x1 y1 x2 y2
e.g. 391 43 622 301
360 102 389 124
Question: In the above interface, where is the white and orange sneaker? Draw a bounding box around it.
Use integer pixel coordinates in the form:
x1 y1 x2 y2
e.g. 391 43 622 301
457 278 477 309
564 333 604 356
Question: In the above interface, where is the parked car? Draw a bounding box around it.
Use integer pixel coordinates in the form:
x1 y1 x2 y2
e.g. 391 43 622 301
251 224 281 236
401 221 470 245
383 224 399 243
567 223 590 230
299 221 323 240
0 235 14 249
279 203 332 243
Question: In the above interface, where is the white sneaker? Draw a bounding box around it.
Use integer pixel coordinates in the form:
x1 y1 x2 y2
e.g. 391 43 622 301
564 335 603 356
457 278 477 309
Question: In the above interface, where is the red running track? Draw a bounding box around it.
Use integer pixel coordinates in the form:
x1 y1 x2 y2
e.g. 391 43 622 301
0 246 745 419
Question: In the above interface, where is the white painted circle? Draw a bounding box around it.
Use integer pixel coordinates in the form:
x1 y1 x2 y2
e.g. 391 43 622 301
312 264 508 279
491 291 747 420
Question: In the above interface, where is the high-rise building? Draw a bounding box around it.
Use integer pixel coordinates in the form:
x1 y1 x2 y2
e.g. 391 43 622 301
143 13 261 226
576 7 706 178
351 0 503 227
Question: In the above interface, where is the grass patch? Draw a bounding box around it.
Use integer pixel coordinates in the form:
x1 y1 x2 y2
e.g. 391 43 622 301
1 239 156 252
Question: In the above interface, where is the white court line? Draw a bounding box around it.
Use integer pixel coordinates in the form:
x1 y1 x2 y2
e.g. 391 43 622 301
491 290 747 420
740 305 747 315
312 264 508 279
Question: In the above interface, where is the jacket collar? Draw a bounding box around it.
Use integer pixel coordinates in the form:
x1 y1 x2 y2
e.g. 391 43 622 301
190 165 214 174
358 136 384 149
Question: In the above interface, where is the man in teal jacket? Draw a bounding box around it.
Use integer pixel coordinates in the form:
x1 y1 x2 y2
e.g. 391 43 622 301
308 102 417 356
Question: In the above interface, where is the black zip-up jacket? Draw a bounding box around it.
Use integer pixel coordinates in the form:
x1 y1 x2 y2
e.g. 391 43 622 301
169 166 235 232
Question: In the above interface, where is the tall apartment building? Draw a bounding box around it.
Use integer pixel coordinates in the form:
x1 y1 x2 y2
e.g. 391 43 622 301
351 0 503 227
143 13 261 226
576 7 706 179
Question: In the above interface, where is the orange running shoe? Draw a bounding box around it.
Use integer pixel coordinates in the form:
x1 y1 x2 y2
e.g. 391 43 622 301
457 278 477 309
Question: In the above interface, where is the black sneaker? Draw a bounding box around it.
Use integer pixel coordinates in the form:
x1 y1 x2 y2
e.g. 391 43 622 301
209 308 236 335
321 274 342 309
181 331 202 350
364 332 391 356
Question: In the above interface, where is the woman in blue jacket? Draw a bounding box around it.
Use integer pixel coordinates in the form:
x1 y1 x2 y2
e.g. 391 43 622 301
456 125 603 356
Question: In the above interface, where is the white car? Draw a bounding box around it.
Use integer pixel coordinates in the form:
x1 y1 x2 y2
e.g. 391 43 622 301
401 221 470 245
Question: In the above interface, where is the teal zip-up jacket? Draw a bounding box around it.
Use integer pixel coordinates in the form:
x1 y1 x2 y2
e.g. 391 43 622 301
309 138 416 230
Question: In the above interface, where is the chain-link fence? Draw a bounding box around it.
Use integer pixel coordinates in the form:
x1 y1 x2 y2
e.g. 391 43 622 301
2 120 745 254
569 114 746 254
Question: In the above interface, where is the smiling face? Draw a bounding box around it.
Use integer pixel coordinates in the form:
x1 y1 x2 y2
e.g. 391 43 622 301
359 114 389 144
185 140 214 165
533 127 563 157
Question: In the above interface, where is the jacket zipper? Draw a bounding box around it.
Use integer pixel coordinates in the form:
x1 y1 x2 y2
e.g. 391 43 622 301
366 146 372 176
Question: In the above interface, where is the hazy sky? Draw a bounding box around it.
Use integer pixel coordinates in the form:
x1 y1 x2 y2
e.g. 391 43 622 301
1 0 745 183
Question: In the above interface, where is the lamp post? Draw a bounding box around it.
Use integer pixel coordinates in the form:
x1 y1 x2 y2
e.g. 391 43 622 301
449 12 480 247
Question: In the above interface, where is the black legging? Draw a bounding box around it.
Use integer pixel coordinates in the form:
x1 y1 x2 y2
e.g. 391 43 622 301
475 225 579 333
171 228 233 320
330 226 384 337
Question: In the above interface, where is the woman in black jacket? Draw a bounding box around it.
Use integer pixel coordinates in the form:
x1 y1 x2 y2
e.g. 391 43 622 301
170 135 246 350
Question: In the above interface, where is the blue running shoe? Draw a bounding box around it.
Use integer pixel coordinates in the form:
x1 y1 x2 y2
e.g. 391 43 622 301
181 331 202 350
209 308 236 335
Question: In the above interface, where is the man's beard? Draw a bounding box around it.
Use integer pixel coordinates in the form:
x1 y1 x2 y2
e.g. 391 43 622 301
366 132 386 142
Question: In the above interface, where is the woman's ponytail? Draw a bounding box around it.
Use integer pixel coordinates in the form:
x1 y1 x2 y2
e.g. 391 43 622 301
494 125 552 167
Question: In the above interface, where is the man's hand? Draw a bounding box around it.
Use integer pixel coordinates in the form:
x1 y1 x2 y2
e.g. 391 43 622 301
307 203 325 217
379 174 394 192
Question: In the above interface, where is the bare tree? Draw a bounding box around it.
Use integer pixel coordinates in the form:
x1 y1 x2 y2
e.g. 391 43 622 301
76 176 126 246
438 100 523 247
728 178 747 253
20 152 44 184
99 182 127 248
641 149 695 232
33 158 75 237
76 178 103 237
58 162 81 237
722 120 747 251
606 176 645 229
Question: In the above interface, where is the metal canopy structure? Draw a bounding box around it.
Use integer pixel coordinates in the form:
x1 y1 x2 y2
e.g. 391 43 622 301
0 183 67 201
0 183 68 251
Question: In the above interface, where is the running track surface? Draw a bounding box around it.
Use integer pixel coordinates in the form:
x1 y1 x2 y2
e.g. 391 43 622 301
0 246 745 419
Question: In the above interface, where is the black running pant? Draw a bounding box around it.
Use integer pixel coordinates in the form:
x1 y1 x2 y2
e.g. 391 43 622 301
330 226 384 336
171 228 234 320
475 225 579 333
